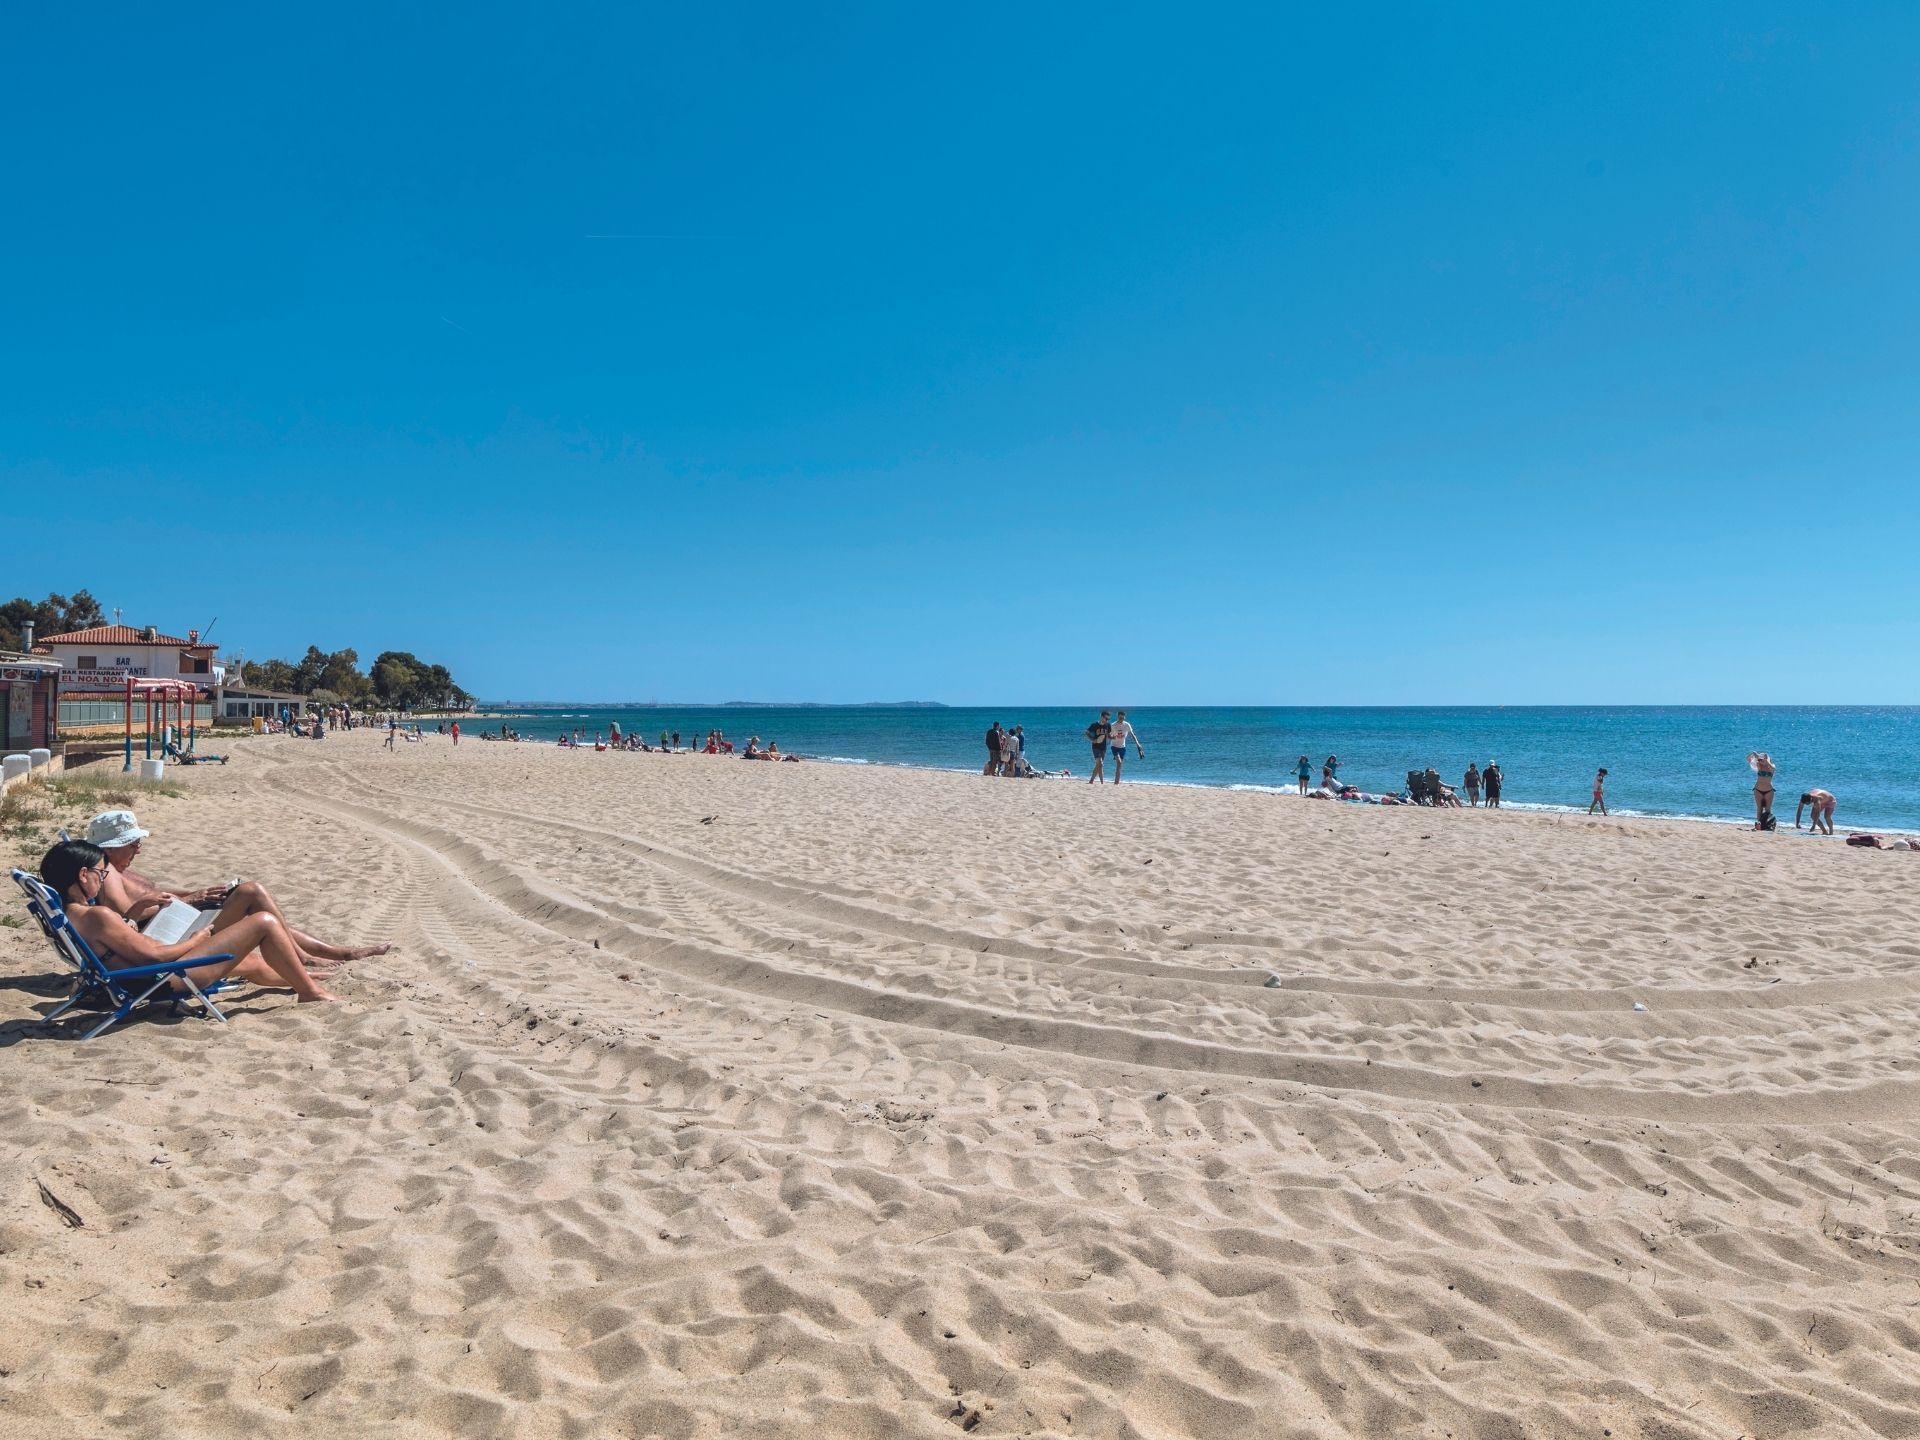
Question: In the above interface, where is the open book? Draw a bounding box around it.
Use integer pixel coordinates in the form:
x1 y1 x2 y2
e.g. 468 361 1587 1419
141 898 219 946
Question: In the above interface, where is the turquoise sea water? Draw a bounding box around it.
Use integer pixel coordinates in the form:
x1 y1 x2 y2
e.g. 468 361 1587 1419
468 705 1920 833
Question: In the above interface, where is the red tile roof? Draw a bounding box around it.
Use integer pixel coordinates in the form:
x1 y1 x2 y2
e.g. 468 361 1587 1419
35 624 206 648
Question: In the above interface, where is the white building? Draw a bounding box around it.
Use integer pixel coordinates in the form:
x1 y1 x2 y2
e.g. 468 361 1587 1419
35 623 222 690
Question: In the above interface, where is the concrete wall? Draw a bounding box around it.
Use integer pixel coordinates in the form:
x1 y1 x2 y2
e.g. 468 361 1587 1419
0 747 66 800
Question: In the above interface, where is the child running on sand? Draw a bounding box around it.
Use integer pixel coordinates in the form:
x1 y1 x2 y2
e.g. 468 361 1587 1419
1296 754 1312 795
1589 767 1608 815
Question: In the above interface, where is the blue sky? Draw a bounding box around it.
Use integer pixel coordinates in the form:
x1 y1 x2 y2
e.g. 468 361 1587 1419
6 3 1918 703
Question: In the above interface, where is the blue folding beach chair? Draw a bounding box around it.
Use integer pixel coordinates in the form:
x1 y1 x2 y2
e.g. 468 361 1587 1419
165 740 228 766
8 869 234 1040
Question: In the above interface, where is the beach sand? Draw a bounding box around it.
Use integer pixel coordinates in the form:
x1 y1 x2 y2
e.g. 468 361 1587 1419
4 731 1918 1438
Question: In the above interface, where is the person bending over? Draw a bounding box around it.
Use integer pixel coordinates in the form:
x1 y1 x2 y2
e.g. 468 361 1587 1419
85 810 391 976
1796 789 1836 836
40 840 336 1003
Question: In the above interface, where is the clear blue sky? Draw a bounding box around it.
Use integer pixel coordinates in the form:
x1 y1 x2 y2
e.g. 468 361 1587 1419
6 3 1918 703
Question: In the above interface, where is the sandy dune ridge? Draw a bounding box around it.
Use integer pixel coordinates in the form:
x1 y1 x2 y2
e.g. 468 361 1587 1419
3 731 1918 1438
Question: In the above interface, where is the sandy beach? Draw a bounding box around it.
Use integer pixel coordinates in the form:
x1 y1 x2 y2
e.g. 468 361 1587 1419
4 730 1918 1439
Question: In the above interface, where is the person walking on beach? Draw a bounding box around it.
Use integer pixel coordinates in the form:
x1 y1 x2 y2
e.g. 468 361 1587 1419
1796 789 1837 835
997 724 1019 778
1296 754 1312 795
1464 762 1481 806
1589 767 1608 815
450 720 460 746
1108 711 1144 784
1483 761 1502 808
385 716 398 751
1086 710 1112 784
1749 753 1777 829
983 721 1005 777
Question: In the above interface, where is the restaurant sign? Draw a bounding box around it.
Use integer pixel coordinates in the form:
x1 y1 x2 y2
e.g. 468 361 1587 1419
63 666 150 687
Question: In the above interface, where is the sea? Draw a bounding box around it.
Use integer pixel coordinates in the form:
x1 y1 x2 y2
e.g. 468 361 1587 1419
466 705 1920 833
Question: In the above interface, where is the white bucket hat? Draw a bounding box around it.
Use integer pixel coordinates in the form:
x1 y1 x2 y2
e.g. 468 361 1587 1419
85 810 150 850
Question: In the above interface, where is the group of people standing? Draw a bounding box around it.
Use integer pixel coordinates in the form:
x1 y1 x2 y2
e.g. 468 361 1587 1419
1465 761 1504 807
982 721 1031 777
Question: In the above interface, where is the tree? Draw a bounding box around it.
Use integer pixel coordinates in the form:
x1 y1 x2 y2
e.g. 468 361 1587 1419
0 589 107 651
318 648 362 696
241 658 297 692
366 650 469 710
371 651 421 706
291 645 329 695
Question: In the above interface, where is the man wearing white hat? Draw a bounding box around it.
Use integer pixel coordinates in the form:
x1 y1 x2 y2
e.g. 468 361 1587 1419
85 811 231 912
87 809 392 972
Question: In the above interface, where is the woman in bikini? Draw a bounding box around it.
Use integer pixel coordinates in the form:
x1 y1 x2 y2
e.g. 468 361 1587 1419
1750 752 1776 828
39 840 338 1003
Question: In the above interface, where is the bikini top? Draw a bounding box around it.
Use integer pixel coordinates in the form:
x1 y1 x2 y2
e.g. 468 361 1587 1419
78 894 126 966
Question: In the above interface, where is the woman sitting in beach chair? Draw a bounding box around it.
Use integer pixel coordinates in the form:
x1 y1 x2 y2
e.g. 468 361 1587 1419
39 841 338 1004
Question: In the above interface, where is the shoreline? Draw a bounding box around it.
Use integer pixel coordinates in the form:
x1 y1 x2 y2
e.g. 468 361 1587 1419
457 702 1918 835
458 731 1920 839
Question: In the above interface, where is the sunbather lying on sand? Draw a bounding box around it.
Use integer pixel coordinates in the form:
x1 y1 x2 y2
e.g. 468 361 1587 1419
41 840 337 1002
85 810 392 975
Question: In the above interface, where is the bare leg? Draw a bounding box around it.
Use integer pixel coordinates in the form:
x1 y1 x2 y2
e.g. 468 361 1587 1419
180 913 336 1001
211 881 392 965
1113 755 1125 786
